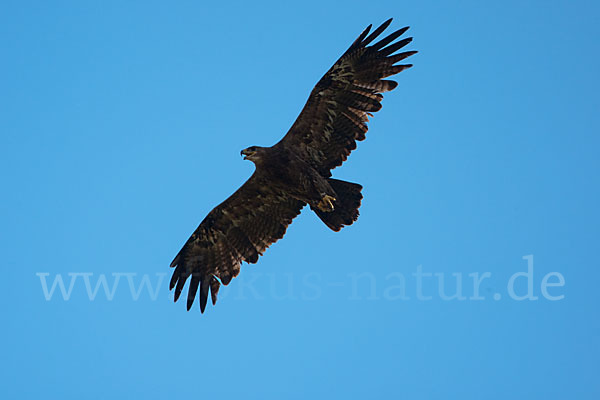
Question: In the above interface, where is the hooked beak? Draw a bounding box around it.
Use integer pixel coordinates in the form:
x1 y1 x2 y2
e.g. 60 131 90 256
240 149 255 160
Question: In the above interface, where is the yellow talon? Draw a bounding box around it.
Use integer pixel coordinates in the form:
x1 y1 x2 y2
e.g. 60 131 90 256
318 195 336 212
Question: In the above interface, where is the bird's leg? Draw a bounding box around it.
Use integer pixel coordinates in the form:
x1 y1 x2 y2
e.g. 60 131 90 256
317 194 336 212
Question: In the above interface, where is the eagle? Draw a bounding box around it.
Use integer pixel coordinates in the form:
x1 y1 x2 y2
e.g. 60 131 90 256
170 18 417 313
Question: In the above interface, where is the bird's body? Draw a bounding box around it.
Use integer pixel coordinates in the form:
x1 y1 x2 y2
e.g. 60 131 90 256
243 146 337 211
170 18 417 312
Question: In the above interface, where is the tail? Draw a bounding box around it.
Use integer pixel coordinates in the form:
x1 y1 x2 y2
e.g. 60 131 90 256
312 179 363 232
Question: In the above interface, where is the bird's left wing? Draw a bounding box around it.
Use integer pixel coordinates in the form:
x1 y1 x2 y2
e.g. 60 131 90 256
170 172 305 312
276 18 417 176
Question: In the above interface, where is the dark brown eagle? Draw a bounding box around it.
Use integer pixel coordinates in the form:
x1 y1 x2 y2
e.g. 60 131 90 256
170 18 416 312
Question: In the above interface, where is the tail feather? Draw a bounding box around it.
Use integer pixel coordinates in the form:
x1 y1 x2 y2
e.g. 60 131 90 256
312 179 363 232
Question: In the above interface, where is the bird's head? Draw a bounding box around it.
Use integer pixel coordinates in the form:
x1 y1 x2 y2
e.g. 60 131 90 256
240 146 267 163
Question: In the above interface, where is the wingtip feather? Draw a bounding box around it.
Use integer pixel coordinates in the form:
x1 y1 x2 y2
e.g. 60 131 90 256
362 18 394 46
353 24 372 47
199 280 209 313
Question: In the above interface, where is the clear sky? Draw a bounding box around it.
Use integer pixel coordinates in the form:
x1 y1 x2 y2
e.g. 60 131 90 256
1 0 599 399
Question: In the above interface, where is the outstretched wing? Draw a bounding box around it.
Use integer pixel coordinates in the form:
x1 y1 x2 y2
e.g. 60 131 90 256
277 18 417 175
170 173 305 312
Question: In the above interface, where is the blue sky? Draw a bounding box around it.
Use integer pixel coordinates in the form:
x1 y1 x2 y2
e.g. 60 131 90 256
1 0 599 398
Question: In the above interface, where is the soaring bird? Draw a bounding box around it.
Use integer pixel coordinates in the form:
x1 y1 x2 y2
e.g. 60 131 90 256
170 18 417 312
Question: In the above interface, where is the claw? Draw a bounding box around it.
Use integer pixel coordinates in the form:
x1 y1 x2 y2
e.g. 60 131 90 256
317 195 336 212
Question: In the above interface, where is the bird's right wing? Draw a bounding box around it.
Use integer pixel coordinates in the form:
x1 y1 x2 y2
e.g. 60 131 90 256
169 172 305 312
